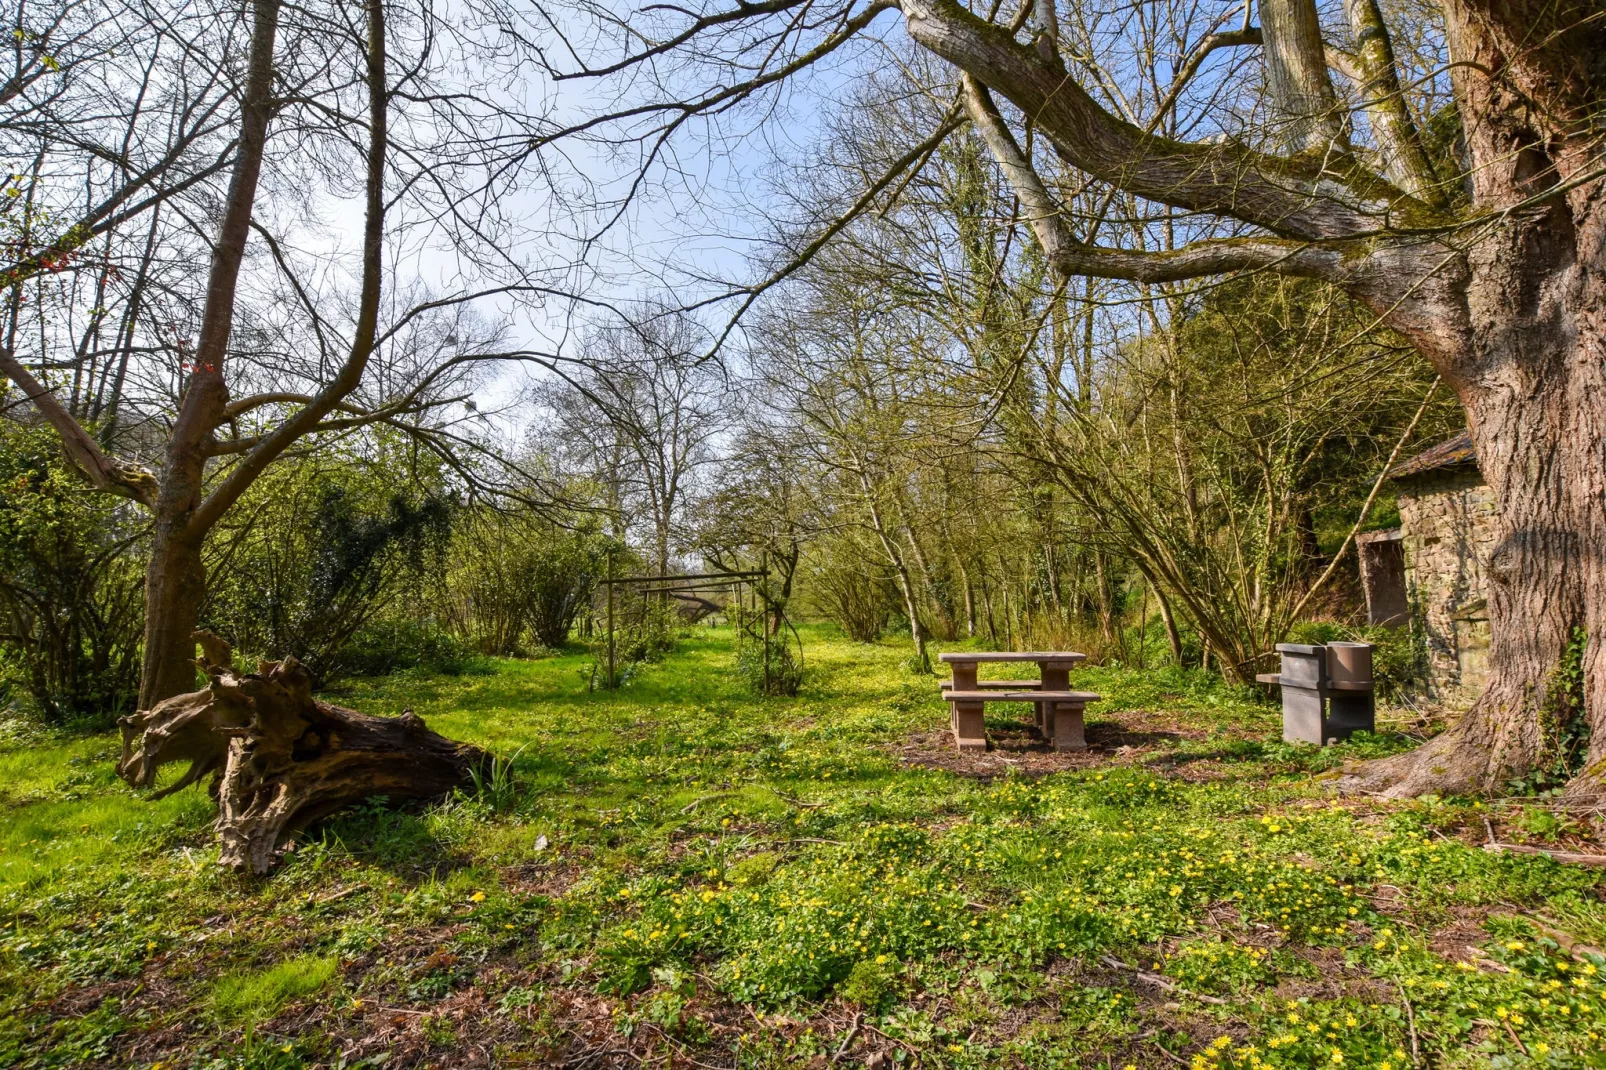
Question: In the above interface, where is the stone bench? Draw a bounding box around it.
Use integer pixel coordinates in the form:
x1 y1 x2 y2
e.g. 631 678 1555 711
945 689 1101 753
939 679 1040 690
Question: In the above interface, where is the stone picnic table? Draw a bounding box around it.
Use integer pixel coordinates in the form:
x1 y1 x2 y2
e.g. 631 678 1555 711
937 651 1100 753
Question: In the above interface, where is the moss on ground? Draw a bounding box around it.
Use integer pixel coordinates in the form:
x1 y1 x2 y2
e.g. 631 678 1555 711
2 625 1603 1068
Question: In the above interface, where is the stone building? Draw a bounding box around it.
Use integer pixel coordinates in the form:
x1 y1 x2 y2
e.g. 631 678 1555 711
1357 432 1499 702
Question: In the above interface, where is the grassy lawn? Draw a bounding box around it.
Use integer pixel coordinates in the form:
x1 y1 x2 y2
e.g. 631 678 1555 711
3 625 1604 1069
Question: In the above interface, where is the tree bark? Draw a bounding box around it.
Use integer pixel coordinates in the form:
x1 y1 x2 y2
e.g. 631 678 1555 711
119 633 487 874
1342 0 1606 796
1341 0 1441 201
1259 0 1347 152
136 0 282 707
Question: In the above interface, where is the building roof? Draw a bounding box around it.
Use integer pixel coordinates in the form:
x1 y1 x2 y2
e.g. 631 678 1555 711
1390 431 1479 481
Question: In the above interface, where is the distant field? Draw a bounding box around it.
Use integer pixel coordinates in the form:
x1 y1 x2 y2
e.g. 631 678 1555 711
3 625 1603 1068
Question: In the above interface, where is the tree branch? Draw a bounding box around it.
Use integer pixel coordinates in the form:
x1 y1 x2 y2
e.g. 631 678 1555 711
898 0 1438 240
963 74 1356 284
189 0 387 538
0 350 158 507
1340 0 1442 205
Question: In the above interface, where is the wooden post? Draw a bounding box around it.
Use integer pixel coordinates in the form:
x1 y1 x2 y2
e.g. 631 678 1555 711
761 554 770 696
606 550 616 689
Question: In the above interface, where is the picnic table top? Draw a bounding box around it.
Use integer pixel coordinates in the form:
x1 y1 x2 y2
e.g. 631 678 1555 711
938 651 1087 663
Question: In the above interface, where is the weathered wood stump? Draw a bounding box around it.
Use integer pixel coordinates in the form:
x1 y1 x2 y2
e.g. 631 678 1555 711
118 632 487 874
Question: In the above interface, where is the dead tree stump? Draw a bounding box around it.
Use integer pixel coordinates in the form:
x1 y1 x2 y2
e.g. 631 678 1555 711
118 632 488 874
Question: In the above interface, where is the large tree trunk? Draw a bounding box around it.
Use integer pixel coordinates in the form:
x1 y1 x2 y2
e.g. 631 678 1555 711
139 521 208 709
1342 0 1606 798
1351 224 1606 795
119 633 487 873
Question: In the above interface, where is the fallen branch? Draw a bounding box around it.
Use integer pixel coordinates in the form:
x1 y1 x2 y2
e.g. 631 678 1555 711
861 1021 925 1056
1482 842 1606 866
830 1011 863 1065
119 633 487 874
1099 955 1228 1005
1394 979 1420 1065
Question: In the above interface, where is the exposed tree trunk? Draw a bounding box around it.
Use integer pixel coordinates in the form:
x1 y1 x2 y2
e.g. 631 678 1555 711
1343 0 1606 797
1156 587 1184 666
1341 0 1442 201
139 529 208 708
1259 0 1348 152
119 633 486 874
1352 225 1606 794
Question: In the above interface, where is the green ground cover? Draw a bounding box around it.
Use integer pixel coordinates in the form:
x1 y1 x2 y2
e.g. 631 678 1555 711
2 625 1604 1069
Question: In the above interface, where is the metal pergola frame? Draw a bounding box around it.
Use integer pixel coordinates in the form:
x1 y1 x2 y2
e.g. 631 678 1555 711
594 560 771 689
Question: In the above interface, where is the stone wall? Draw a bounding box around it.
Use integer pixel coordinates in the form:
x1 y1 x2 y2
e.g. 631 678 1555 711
1397 467 1499 703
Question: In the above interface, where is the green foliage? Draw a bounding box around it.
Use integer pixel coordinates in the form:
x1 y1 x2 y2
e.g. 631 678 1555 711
203 445 453 683
1507 627 1591 796
838 956 899 1009
1162 937 1281 995
0 421 143 727
803 536 896 643
448 510 605 654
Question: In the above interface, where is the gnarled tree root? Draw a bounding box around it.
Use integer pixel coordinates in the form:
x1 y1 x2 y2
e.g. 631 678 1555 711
118 632 487 874
1334 684 1546 799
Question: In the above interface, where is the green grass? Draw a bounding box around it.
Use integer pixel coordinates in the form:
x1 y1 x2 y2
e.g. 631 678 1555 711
211 955 338 1026
2 624 1604 1069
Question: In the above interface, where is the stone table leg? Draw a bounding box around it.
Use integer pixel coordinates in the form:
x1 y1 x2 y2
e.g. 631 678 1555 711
1039 663 1069 740
1050 700 1087 751
951 699 987 751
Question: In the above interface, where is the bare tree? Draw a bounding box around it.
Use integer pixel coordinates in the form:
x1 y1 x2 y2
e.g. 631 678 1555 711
532 312 731 575
3 0 562 707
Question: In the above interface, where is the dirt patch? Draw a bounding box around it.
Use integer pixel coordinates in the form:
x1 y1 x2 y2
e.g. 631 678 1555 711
1428 909 1493 963
891 711 1234 780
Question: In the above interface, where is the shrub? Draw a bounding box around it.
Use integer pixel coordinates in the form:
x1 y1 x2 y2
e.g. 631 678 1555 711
203 446 454 684
0 421 144 727
449 512 604 654
804 537 897 643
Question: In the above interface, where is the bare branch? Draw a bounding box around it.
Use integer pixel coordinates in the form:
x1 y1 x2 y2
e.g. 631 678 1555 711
0 349 158 507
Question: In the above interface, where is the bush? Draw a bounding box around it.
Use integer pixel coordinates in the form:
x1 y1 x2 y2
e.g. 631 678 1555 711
203 447 454 684
735 634 804 697
337 618 477 677
0 421 144 727
449 512 604 654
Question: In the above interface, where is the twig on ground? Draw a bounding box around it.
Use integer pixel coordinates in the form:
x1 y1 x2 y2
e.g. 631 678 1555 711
1499 1016 1528 1055
1149 1041 1189 1065
1099 954 1227 1005
313 882 368 906
680 793 732 814
1394 979 1419 1065
861 1020 925 1055
645 1023 733 1070
830 1011 863 1065
765 784 826 809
